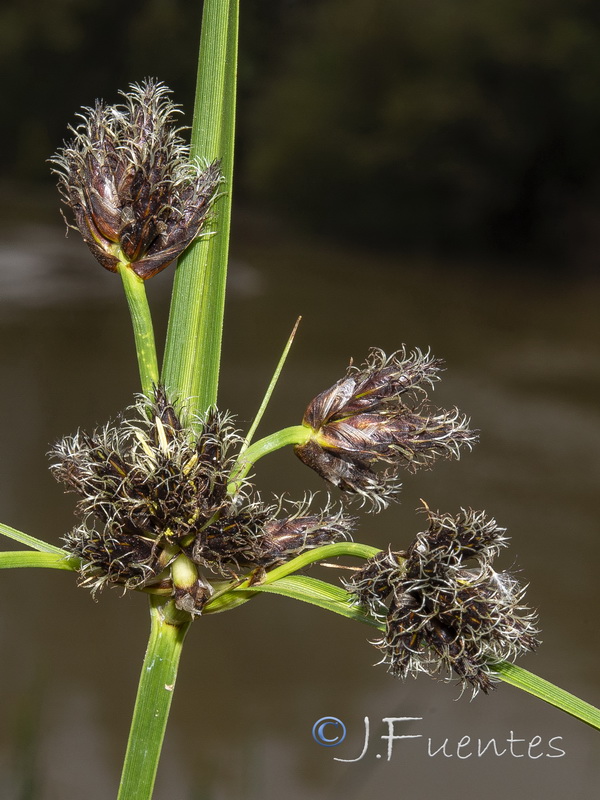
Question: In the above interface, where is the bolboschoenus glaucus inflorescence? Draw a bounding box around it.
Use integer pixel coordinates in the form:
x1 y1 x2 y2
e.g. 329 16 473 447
345 506 540 693
50 388 352 613
295 347 477 509
51 79 222 280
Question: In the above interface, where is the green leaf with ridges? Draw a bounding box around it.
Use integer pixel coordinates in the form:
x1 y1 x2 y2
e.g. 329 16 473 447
0 522 66 555
162 0 238 418
493 662 600 730
0 551 78 571
241 574 382 628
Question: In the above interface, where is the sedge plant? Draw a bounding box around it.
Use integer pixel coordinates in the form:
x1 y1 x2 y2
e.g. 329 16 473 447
1 2 599 799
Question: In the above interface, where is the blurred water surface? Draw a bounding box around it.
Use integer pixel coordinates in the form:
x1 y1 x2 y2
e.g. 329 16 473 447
0 200 599 799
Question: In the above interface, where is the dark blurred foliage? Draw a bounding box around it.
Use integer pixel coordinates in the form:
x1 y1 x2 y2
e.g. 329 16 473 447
244 0 600 263
3 0 600 263
0 0 309 176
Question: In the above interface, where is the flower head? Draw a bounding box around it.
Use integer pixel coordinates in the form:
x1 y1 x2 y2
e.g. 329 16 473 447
191 497 351 575
346 506 539 693
51 79 222 279
295 348 476 508
51 388 352 611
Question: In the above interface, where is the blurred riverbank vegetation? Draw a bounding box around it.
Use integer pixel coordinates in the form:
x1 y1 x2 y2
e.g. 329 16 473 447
2 0 600 266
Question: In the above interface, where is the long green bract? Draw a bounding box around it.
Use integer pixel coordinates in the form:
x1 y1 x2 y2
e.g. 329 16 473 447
240 316 303 454
235 573 600 731
0 521 67 555
0 550 78 570
162 0 239 419
202 541 382 614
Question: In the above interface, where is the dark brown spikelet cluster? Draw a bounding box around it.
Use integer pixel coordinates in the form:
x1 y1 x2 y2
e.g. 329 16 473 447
295 348 476 509
51 79 222 279
191 498 350 575
50 388 351 611
346 507 539 694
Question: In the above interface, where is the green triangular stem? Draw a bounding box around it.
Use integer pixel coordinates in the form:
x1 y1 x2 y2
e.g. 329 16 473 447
117 597 191 800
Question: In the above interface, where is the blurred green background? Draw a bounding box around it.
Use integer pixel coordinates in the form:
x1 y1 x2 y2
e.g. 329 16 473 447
1 2 599 799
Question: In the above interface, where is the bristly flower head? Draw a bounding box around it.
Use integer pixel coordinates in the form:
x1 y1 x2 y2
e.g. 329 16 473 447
51 79 222 279
50 388 352 612
295 348 477 509
346 506 539 694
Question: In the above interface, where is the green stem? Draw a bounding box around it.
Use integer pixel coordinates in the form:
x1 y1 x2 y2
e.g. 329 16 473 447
228 425 311 490
203 541 381 613
162 0 239 417
254 541 382 584
117 597 191 800
118 262 160 397
116 4 237 796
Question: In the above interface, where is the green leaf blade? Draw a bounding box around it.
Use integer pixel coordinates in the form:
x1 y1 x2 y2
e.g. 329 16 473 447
0 522 66 556
162 0 239 417
493 662 600 730
242 574 382 629
0 551 78 571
